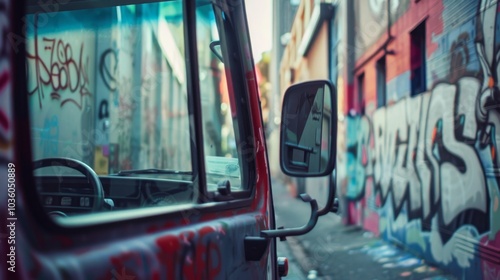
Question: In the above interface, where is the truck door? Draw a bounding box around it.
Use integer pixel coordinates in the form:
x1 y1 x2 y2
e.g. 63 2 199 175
2 0 278 279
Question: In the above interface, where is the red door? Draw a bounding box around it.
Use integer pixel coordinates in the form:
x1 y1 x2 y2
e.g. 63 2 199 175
2 0 278 279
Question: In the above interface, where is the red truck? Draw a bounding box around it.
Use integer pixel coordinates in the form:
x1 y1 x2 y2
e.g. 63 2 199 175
0 0 337 279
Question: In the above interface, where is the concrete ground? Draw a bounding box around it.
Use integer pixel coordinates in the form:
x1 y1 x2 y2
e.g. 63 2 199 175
273 179 457 280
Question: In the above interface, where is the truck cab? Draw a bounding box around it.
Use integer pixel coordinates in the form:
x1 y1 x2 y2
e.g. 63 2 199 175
0 0 336 279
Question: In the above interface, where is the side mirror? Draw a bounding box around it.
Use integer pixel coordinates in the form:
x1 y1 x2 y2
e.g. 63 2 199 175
280 80 336 177
244 80 338 261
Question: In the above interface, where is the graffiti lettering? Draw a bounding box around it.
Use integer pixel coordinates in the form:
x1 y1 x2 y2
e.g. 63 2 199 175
98 100 109 132
347 76 495 244
343 5 500 276
449 33 471 82
99 48 118 92
26 16 91 109
98 100 109 119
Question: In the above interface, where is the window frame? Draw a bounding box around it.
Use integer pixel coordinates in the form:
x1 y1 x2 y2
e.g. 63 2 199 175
376 56 386 108
19 0 258 233
410 21 427 97
357 72 365 114
205 3 257 200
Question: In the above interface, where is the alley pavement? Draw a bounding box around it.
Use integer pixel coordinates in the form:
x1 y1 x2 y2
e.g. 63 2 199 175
272 178 458 280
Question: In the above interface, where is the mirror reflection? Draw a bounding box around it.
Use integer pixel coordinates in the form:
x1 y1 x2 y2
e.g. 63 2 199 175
280 81 335 176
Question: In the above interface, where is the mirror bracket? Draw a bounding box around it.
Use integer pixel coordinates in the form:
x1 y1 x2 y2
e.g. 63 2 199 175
244 194 320 261
244 173 337 262
260 193 319 239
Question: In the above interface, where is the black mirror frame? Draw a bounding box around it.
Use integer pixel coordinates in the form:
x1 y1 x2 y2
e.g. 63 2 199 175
279 79 337 177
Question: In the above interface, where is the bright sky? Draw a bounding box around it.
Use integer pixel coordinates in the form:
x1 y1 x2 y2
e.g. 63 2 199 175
245 0 272 61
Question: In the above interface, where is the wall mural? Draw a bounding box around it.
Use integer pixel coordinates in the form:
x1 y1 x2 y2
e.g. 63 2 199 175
24 5 190 174
343 0 500 278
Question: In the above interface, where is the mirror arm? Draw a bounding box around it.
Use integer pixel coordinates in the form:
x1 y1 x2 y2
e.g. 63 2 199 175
316 169 336 216
260 193 319 239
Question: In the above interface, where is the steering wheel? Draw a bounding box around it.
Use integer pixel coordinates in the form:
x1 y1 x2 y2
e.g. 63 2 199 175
33 157 104 211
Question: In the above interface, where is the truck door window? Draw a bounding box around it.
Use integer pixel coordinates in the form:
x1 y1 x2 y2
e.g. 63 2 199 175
196 5 245 192
22 1 247 223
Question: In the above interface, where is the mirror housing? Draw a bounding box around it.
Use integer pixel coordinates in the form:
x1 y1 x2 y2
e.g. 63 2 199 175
280 80 336 177
245 80 338 259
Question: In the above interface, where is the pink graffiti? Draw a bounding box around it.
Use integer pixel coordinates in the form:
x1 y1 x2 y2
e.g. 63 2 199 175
482 262 500 280
480 231 500 280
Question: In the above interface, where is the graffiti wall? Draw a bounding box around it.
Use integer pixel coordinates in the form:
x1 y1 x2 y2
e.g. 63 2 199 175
26 15 96 164
341 0 500 278
24 4 189 174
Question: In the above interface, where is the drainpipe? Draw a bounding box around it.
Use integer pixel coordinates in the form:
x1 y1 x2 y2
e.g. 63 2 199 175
387 0 392 39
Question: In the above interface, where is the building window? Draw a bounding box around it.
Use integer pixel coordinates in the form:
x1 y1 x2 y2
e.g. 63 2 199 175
410 22 426 96
357 73 365 114
376 56 386 108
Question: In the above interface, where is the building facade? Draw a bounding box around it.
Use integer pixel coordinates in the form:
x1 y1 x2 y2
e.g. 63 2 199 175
268 0 300 177
278 0 335 197
280 0 500 278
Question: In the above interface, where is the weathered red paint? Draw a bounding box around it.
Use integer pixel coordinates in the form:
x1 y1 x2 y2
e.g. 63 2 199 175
154 226 225 280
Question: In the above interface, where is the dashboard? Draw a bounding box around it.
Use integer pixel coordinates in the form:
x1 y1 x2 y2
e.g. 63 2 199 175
34 175 194 216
